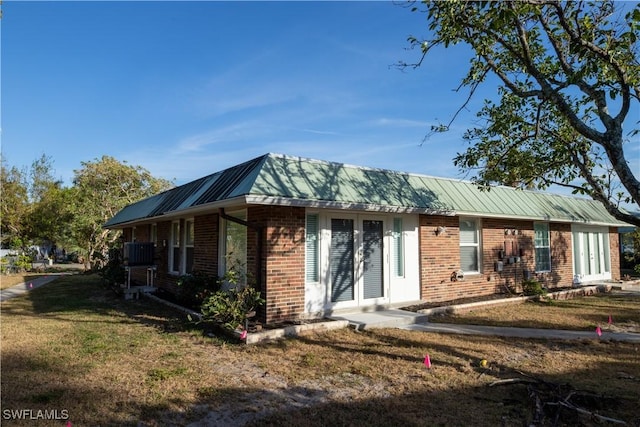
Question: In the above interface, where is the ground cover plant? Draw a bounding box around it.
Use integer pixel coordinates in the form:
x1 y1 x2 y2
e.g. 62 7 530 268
1 275 639 426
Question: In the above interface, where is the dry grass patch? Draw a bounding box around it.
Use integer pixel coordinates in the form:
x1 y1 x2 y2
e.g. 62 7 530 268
0 274 49 290
430 292 640 333
1 265 84 290
2 276 639 426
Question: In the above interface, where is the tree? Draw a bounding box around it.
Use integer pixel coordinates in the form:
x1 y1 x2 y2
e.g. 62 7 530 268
18 155 76 258
72 156 173 269
0 159 29 248
28 154 59 203
401 1 640 226
24 184 76 253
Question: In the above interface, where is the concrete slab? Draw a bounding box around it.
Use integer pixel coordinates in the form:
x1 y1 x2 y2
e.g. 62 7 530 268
329 309 429 331
401 323 640 342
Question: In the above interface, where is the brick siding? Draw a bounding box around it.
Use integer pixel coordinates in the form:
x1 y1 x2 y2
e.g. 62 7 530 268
419 215 578 303
249 206 306 325
118 208 621 325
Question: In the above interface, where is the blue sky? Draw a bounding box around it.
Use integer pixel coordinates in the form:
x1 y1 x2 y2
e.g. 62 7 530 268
2 1 638 192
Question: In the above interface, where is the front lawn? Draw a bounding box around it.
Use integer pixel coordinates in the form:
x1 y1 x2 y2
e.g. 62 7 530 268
2 275 639 426
430 292 640 333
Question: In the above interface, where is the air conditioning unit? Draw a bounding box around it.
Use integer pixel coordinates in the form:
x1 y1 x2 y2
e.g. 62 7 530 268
124 242 155 266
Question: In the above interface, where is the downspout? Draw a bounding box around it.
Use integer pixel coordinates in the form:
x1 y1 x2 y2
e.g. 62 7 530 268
219 208 264 290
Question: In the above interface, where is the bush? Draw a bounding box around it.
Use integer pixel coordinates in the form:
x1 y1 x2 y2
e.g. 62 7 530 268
197 264 265 331
200 285 265 331
1 254 33 274
522 279 546 296
99 249 125 286
176 270 220 309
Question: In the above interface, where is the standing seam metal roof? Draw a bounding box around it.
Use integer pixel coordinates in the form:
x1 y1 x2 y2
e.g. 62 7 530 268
104 153 627 228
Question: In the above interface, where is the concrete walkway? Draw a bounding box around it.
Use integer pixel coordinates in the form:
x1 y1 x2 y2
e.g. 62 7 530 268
331 285 640 343
402 322 640 342
0 274 69 302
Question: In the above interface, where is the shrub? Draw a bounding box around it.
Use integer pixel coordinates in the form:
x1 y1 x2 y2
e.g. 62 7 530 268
176 270 220 309
522 279 546 296
1 254 34 274
200 285 265 331
99 249 125 286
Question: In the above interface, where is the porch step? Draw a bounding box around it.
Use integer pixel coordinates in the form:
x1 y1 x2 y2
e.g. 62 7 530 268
329 309 429 331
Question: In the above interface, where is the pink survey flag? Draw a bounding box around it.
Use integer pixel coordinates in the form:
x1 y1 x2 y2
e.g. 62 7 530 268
240 330 248 340
29 283 33 289
424 354 432 369
596 326 602 337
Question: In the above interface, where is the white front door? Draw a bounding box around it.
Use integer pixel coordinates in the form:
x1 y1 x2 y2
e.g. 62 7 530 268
304 211 420 315
572 226 611 282
329 214 389 310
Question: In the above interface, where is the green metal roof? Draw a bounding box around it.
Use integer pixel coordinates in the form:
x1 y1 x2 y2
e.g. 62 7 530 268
104 153 627 228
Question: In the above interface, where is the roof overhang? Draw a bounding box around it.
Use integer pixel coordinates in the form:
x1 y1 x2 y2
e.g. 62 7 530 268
245 195 455 216
103 196 248 229
106 192 627 229
455 210 627 227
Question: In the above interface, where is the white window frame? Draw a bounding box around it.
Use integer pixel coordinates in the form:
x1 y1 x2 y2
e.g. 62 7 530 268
305 212 320 284
184 219 194 274
219 209 248 286
392 217 405 278
169 221 181 275
459 217 481 274
150 223 158 246
534 222 551 272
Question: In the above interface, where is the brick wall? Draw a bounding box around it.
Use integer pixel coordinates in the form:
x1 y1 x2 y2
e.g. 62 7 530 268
193 213 219 277
249 205 306 325
543 223 573 288
119 209 621 324
419 215 576 303
609 227 621 280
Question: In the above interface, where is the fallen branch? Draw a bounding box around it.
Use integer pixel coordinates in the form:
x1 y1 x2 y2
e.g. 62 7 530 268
546 401 628 425
486 370 628 425
489 378 538 387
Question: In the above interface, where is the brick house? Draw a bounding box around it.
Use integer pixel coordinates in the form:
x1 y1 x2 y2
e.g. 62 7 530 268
104 153 627 324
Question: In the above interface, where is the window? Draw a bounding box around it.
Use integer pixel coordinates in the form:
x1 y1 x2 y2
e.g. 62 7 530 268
393 218 404 277
170 221 180 273
459 218 480 273
131 227 136 242
150 223 157 246
534 223 551 272
306 213 319 283
185 219 194 274
222 210 247 285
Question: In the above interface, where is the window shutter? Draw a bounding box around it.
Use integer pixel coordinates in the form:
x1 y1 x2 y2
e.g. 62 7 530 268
330 219 354 302
393 218 404 277
306 214 319 282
